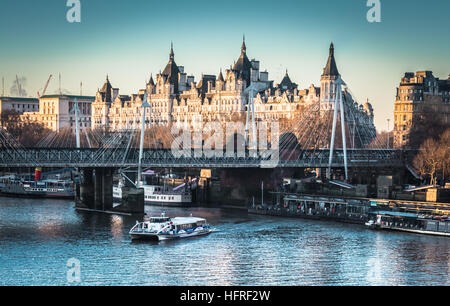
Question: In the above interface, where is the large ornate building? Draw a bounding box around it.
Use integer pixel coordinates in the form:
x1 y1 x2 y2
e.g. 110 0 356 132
394 71 450 148
91 40 375 145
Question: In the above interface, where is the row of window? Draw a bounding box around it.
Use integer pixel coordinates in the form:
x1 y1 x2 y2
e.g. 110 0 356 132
145 195 176 201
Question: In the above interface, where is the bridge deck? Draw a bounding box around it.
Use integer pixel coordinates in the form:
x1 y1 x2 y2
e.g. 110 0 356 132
0 148 408 169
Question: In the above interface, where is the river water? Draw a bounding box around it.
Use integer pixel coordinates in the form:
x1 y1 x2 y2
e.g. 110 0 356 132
0 197 449 286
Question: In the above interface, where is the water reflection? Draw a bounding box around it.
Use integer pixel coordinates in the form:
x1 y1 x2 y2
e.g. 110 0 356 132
0 197 449 286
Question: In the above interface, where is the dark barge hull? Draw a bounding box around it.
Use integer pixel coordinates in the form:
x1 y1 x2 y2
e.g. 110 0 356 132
0 192 74 200
248 208 366 225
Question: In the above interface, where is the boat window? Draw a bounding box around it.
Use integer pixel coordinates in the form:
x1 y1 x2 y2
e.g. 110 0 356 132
150 217 170 223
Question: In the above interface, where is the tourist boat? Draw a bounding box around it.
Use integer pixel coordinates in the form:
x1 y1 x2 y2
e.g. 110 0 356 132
113 179 193 207
366 211 450 237
0 176 75 199
129 213 213 241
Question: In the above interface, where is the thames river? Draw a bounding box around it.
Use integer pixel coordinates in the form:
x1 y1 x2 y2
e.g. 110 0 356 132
0 197 449 286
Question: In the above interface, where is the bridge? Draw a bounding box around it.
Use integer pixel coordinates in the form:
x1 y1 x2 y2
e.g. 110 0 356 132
0 78 415 213
0 148 407 169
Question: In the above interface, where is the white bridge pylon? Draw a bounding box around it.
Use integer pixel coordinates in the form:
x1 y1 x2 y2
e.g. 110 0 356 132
328 77 349 181
70 98 91 149
243 83 266 151
137 91 151 188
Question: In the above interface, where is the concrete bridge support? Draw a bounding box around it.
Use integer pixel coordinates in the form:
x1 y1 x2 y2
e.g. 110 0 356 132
76 167 143 214
93 168 114 211
78 169 94 209
102 168 113 211
94 168 103 210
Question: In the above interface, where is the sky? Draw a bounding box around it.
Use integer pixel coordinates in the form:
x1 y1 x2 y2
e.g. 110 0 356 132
0 0 449 130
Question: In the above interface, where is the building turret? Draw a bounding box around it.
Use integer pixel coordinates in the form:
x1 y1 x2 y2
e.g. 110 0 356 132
146 74 155 94
232 36 252 88
320 43 341 110
161 42 180 93
278 70 298 92
216 69 225 91
98 75 113 103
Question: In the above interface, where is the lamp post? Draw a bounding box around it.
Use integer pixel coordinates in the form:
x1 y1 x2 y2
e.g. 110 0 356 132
387 119 391 149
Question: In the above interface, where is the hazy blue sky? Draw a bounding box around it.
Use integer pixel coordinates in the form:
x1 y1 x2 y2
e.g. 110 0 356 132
0 0 449 129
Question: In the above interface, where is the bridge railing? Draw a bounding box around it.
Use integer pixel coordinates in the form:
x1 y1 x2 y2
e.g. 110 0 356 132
0 148 408 168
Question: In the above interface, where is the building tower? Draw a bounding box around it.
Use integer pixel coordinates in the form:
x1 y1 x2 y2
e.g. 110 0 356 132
320 43 340 111
232 36 252 88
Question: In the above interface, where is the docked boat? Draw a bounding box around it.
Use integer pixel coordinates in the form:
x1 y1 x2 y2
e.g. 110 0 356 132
113 179 193 207
0 176 75 199
366 211 450 237
129 213 213 241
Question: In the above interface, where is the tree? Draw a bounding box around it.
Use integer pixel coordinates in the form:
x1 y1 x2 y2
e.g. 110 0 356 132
438 129 450 183
1 110 50 147
408 105 447 149
413 131 450 185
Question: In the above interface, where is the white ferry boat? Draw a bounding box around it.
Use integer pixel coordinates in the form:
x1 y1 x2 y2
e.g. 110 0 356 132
129 213 213 241
113 179 193 207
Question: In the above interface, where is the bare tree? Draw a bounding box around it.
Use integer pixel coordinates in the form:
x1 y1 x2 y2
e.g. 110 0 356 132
413 138 446 185
438 128 450 183
1 110 50 147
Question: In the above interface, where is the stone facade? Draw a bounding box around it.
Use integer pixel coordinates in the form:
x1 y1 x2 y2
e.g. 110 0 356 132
0 97 39 117
394 71 450 148
91 40 375 144
22 95 94 132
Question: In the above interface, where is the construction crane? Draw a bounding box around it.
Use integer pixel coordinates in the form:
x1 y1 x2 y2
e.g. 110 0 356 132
37 74 53 98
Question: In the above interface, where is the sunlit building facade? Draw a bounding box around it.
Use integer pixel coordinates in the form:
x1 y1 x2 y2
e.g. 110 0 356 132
394 71 450 148
91 40 375 139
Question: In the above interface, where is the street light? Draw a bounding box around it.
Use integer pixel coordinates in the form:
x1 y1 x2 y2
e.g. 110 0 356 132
387 119 391 149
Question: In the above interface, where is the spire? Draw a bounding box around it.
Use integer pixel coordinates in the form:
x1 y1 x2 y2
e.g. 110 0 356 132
169 42 174 60
148 74 155 86
217 69 224 82
241 35 247 54
322 42 340 77
99 75 113 102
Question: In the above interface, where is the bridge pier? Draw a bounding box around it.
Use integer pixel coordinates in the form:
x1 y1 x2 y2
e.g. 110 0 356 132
76 167 143 214
93 168 113 211
77 169 94 209
102 168 113 211
94 168 103 210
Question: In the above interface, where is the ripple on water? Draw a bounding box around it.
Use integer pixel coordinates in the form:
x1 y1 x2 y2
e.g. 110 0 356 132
0 197 449 286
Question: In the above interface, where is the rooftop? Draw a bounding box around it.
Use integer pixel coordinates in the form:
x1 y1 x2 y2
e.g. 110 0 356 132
40 95 95 100
322 43 340 77
0 97 39 102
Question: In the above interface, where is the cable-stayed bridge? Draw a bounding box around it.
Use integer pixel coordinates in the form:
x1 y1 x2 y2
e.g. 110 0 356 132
0 79 409 177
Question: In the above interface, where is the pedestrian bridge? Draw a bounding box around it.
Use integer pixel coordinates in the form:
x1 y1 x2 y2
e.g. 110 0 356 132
0 148 408 169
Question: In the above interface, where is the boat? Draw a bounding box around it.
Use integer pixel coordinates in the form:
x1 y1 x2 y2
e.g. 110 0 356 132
366 211 450 237
113 179 193 207
0 176 75 199
129 213 213 241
